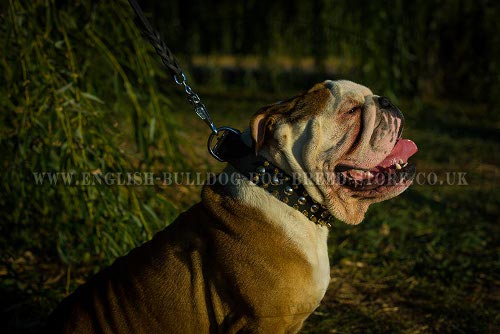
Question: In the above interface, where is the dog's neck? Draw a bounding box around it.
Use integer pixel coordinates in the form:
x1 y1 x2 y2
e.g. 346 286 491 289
221 163 330 238
214 129 334 229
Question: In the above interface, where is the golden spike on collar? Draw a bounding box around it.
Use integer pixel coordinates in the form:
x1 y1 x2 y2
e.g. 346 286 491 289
249 160 334 228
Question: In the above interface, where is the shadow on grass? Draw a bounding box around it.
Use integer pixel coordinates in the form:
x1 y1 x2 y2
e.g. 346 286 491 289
1 286 47 334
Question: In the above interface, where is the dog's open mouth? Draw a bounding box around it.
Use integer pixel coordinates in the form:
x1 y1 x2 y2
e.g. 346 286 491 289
335 139 418 191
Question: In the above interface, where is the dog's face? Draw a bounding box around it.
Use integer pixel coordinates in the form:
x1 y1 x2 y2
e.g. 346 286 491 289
250 80 418 225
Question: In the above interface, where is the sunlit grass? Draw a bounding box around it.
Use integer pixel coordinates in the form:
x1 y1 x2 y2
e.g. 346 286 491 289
1 0 186 308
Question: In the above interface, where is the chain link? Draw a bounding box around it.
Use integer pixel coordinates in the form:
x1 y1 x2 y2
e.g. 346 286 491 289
174 73 218 134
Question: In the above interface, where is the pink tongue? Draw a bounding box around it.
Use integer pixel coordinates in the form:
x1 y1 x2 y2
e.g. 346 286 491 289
378 139 418 168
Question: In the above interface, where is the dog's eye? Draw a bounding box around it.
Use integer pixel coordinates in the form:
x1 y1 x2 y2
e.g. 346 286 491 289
347 106 361 114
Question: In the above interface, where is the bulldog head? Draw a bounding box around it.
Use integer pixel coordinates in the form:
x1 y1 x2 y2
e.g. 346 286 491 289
249 80 418 225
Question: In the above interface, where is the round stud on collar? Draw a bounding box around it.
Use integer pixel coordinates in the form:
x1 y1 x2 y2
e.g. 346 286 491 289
318 219 332 228
284 186 294 196
247 159 333 229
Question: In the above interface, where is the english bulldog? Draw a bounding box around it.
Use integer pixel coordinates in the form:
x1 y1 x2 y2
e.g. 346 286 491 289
43 80 417 333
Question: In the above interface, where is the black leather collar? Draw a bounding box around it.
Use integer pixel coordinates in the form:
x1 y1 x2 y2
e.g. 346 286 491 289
212 130 334 228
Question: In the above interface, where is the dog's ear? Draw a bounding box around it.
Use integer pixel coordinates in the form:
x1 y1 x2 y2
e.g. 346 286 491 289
250 110 276 155
250 99 297 154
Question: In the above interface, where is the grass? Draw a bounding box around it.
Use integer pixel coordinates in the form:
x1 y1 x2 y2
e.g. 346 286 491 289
1 1 498 333
0 1 187 330
1 0 186 263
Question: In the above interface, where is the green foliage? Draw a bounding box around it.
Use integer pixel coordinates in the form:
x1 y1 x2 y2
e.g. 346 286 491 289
148 0 498 102
0 0 184 267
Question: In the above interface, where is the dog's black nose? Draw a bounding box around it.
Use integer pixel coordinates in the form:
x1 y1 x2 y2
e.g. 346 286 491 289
378 96 392 108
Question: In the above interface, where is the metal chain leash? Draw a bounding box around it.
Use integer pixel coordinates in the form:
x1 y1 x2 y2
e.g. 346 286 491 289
173 73 218 134
127 0 218 135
